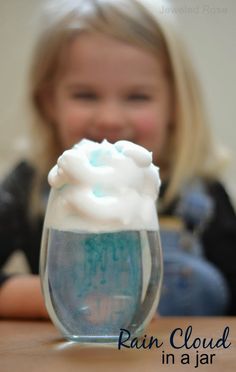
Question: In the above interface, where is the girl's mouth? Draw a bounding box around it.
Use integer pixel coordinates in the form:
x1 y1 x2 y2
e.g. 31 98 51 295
85 132 135 144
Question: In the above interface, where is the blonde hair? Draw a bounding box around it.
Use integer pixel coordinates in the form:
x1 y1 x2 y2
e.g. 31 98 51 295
27 0 224 208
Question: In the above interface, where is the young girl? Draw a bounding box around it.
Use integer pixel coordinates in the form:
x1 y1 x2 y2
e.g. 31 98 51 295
0 0 235 318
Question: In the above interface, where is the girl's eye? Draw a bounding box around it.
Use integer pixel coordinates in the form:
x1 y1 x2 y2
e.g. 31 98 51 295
127 94 151 101
71 92 97 100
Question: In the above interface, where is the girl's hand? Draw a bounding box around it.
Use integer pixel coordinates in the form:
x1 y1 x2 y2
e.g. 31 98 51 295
0 275 49 319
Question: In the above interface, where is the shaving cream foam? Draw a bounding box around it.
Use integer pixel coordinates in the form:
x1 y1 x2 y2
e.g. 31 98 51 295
45 139 161 232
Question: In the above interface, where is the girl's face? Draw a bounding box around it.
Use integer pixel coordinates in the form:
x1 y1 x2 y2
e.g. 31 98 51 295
48 33 173 166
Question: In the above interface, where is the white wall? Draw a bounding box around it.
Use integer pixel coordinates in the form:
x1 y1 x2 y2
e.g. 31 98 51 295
0 0 40 172
0 0 235 200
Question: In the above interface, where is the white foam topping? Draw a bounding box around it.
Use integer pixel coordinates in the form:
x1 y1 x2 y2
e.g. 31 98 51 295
45 139 161 232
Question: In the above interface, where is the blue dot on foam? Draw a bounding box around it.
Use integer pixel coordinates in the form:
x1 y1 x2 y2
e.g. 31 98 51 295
115 145 123 153
89 149 111 166
93 186 106 197
89 149 102 166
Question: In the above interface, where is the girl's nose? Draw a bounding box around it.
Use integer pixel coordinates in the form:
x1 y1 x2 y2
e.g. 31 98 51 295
94 100 126 132
88 100 133 143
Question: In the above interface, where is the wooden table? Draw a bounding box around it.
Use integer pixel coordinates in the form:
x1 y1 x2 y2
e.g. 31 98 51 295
0 317 235 372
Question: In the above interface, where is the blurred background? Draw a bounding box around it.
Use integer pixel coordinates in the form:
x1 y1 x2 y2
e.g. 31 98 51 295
0 0 235 201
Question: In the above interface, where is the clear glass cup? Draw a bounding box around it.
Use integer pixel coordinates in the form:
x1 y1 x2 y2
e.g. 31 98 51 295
40 194 163 343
